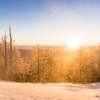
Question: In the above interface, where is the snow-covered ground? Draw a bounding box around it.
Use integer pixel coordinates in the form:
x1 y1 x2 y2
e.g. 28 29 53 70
0 82 100 100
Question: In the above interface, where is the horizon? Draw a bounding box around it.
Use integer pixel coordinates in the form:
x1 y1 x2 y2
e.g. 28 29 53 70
0 0 100 46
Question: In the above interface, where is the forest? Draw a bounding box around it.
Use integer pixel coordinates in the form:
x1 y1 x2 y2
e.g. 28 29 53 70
0 27 100 83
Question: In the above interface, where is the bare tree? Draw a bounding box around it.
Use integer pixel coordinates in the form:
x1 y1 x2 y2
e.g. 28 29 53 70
4 32 7 71
37 45 40 82
9 25 13 67
8 25 14 80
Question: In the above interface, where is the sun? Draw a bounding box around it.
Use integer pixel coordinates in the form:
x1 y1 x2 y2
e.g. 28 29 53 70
67 36 81 50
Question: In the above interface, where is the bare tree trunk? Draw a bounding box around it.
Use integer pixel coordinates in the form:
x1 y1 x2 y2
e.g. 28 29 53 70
9 25 13 80
9 25 13 65
4 32 7 77
37 45 40 82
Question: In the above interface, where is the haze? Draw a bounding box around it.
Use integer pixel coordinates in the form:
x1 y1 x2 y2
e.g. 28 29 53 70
0 0 100 45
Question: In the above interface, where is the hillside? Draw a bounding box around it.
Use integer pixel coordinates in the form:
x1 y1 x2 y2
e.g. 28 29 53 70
0 82 100 100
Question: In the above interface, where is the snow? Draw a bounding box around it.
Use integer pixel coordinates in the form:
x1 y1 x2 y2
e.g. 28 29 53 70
0 82 100 100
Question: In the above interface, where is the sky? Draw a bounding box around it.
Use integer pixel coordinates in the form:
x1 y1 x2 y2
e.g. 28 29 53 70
0 0 100 45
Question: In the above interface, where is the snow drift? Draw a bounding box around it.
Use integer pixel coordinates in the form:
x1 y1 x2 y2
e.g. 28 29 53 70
0 82 100 100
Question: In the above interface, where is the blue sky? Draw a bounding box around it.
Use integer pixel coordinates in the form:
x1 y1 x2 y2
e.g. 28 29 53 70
0 0 100 45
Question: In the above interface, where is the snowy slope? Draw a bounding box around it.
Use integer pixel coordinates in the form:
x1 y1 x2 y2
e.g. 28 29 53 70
0 82 100 100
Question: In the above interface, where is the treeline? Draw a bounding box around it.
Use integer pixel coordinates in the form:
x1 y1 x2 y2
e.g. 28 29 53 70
0 28 100 83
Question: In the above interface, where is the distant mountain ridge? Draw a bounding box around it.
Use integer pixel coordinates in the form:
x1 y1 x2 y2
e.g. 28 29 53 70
15 45 66 50
15 45 33 50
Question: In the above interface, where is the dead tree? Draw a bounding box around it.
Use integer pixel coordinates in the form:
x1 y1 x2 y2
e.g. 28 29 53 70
37 45 40 82
9 25 13 80
4 32 8 74
9 26 13 63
